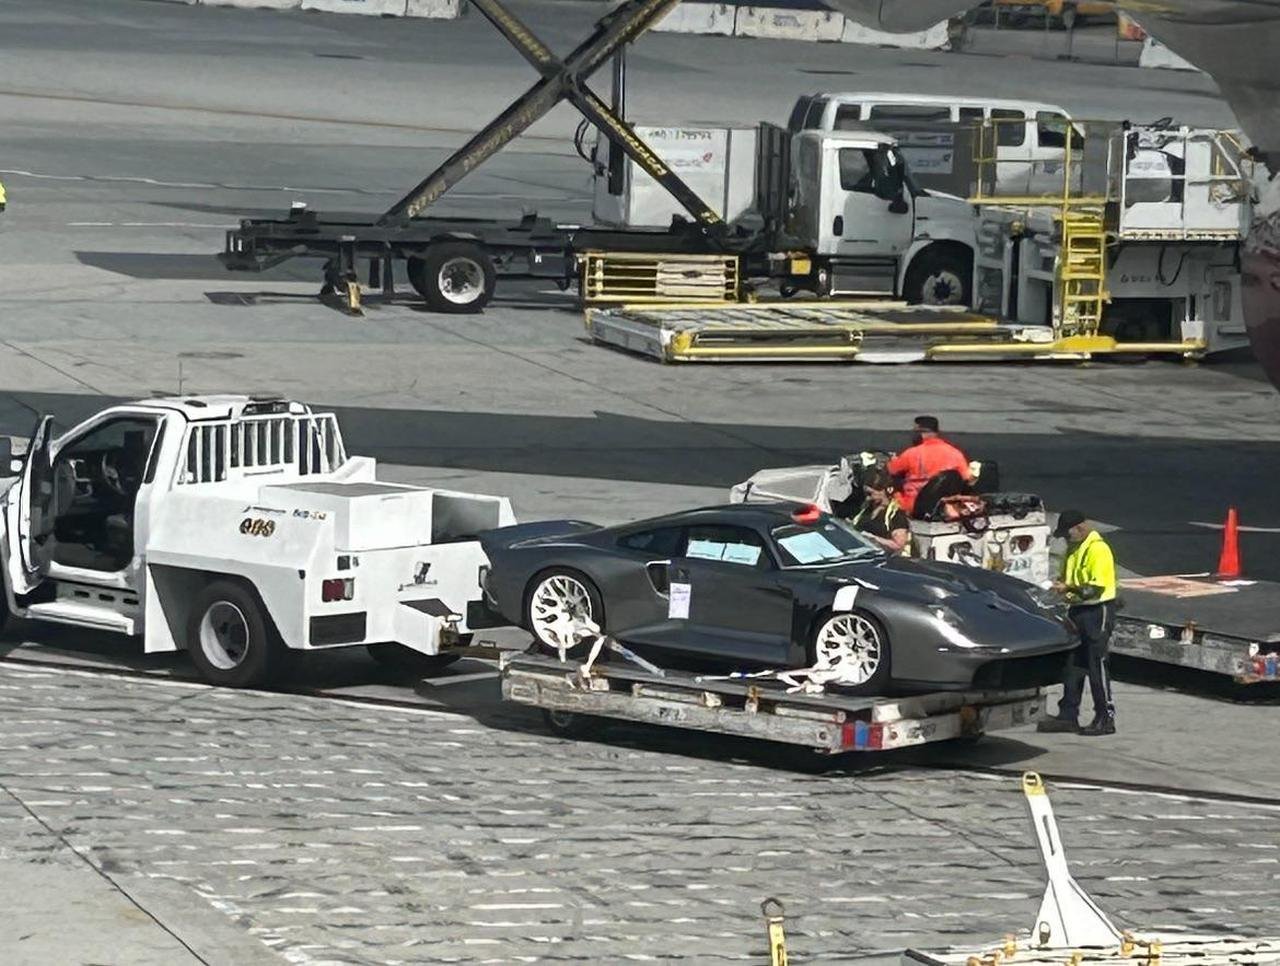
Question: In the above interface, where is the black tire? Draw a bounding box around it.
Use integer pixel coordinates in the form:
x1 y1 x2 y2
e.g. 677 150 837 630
542 708 596 739
903 248 973 307
406 242 496 314
366 642 467 675
0 572 9 637
523 567 605 657
185 579 284 688
807 609 892 696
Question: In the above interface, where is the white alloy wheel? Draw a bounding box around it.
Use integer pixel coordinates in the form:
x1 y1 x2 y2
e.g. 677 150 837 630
812 613 883 685
529 573 596 654
921 268 966 306
199 600 251 671
437 256 485 306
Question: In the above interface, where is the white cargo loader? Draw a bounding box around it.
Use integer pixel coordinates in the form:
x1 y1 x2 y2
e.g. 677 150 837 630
731 458 1051 585
0 396 515 687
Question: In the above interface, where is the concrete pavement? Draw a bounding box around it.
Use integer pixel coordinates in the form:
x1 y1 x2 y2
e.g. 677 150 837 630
2 0 1279 961
2 663 1277 965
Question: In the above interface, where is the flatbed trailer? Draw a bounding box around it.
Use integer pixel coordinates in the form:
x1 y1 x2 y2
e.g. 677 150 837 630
499 650 1046 754
1114 575 1280 684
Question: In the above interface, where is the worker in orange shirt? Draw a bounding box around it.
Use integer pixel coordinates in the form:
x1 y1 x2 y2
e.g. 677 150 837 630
886 415 972 517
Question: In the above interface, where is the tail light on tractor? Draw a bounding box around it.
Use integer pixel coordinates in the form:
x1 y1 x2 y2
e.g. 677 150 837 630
321 578 355 602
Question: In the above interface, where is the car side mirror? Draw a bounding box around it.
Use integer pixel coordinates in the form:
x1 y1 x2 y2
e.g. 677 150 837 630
888 192 910 215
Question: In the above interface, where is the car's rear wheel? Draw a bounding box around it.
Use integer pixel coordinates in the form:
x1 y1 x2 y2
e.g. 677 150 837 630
809 610 891 695
525 569 603 656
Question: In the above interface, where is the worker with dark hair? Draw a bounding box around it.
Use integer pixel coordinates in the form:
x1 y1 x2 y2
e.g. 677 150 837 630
851 466 910 554
1038 510 1119 737
886 415 972 517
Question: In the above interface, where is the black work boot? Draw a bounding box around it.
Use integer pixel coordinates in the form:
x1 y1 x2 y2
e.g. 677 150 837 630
1080 716 1116 737
1036 715 1079 734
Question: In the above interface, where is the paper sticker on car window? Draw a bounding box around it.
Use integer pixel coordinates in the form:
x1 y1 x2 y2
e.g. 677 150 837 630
668 582 691 619
687 539 725 561
722 543 762 566
778 531 843 564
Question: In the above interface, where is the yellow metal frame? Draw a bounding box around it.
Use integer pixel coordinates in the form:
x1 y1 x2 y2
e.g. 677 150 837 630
580 250 740 305
969 115 1113 339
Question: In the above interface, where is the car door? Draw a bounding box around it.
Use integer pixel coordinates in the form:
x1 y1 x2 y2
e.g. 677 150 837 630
669 524 795 667
605 524 688 646
5 416 55 596
825 141 914 260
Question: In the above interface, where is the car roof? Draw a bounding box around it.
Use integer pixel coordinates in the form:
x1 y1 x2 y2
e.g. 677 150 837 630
619 502 809 532
815 91 1071 115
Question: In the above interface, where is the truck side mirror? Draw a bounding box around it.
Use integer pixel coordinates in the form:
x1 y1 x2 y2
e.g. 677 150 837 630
888 193 910 215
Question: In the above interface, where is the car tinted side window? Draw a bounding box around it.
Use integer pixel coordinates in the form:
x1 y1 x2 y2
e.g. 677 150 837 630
992 108 1027 147
619 526 685 557
803 97 830 129
1036 111 1082 150
787 96 813 132
683 525 770 568
833 104 862 131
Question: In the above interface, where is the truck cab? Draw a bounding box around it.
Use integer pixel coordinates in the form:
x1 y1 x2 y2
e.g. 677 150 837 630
789 129 979 304
0 396 515 687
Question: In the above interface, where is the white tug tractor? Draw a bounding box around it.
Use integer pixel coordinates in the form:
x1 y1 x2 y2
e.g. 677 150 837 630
0 396 514 687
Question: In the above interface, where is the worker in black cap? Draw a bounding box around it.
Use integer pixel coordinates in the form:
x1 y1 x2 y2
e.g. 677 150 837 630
1038 510 1119 736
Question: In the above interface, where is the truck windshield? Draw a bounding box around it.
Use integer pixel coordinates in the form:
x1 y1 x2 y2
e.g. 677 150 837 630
771 519 879 567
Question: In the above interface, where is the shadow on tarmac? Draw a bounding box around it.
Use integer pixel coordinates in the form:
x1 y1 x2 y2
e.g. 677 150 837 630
3 388 1279 581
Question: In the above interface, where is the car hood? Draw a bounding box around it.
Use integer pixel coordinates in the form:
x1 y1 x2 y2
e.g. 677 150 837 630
817 554 1047 612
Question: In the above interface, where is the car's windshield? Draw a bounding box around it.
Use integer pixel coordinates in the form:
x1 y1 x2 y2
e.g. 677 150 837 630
770 517 881 566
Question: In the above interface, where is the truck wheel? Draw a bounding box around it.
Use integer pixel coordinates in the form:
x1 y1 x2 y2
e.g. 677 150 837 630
186 580 283 688
366 642 466 675
904 249 972 307
407 242 496 314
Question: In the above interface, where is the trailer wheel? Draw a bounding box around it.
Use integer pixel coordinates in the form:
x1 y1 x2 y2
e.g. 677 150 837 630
904 247 972 307
808 610 892 696
408 242 496 314
366 642 466 675
186 579 283 688
542 708 595 739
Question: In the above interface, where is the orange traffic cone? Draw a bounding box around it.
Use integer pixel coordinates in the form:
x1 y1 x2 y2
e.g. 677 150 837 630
1216 507 1241 579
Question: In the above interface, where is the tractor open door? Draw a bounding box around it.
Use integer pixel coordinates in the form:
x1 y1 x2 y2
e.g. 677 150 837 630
5 415 55 597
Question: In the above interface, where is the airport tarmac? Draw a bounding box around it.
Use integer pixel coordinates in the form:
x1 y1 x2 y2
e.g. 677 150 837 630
1 2 1278 963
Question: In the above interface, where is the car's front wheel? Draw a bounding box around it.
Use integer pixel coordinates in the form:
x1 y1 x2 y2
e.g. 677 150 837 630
809 610 891 695
525 569 603 656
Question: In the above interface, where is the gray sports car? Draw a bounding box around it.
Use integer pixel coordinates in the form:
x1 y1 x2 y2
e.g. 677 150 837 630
479 503 1073 694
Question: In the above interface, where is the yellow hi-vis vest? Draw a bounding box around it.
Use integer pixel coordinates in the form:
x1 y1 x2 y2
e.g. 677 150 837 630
1062 529 1117 603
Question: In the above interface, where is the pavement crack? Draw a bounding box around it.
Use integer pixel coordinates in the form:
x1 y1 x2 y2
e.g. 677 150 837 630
0 779 212 965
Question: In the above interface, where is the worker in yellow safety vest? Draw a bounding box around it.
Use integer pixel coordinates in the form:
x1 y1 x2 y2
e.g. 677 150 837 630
0 177 7 212
1038 510 1119 736
851 466 911 555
